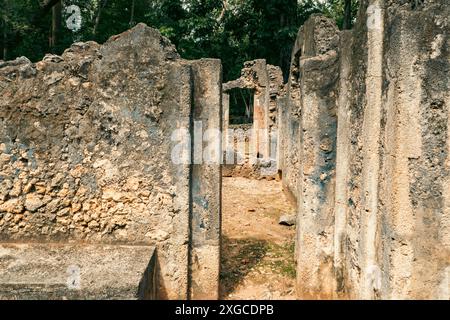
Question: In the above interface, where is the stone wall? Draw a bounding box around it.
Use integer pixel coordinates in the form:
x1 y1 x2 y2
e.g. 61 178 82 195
0 24 222 300
337 0 450 300
222 124 275 179
223 60 284 179
280 0 450 299
290 15 340 299
1 0 448 301
367 0 449 300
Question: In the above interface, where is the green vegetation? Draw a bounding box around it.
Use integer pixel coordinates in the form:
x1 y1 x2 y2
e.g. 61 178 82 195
220 237 296 297
1 0 358 81
263 241 296 279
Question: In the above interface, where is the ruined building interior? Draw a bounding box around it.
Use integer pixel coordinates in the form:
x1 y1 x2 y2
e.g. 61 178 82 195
0 0 449 300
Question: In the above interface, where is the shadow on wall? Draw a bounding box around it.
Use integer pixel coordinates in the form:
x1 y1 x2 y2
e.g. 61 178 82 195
138 248 160 300
153 250 169 300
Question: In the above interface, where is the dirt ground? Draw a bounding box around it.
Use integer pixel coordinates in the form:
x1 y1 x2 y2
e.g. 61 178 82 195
220 177 297 300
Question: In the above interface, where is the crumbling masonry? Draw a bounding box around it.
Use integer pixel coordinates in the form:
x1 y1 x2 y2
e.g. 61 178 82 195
0 0 449 300
0 24 222 300
277 0 450 299
222 60 284 179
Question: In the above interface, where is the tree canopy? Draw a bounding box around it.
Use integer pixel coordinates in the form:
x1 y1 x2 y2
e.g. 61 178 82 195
1 0 359 82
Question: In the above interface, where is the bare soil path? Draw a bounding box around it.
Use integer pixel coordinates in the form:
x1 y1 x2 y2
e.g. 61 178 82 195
220 177 297 300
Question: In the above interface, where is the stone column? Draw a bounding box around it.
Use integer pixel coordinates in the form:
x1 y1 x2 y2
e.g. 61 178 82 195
359 0 384 300
189 59 222 300
250 60 270 159
379 0 450 300
294 16 340 300
333 30 353 299
222 92 230 159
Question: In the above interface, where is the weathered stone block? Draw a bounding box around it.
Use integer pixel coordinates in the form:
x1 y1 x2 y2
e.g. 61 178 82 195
0 244 156 300
0 23 222 300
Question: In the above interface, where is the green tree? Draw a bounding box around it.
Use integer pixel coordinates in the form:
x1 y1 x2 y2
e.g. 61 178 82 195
1 0 358 80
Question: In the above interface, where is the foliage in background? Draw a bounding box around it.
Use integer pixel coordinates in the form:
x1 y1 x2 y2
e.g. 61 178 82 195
1 0 359 82
320 0 359 29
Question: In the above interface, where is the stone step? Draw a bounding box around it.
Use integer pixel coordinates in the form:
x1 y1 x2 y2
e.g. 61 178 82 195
0 243 156 300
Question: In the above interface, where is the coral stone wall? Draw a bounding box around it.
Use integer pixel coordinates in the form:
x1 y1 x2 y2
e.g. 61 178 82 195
0 24 222 300
281 0 450 300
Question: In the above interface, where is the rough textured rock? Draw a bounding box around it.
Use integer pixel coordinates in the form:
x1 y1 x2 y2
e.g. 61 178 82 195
0 244 156 300
189 59 222 300
0 23 222 300
279 214 296 226
280 1 450 300
333 0 450 300
281 14 340 206
223 60 284 179
287 14 340 300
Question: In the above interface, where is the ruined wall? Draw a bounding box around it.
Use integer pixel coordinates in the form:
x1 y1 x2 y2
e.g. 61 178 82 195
223 60 283 179
375 0 449 300
267 65 285 132
335 0 450 300
283 0 450 299
281 26 302 200
222 124 273 179
0 24 222 300
283 15 341 299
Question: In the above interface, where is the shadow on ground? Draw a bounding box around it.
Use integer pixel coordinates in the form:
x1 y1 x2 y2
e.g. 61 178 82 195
220 236 269 299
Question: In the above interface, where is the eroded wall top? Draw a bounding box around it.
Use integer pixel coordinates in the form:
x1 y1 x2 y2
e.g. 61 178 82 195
0 23 223 300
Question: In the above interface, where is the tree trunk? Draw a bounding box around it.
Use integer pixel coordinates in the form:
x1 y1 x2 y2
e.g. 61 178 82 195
130 0 136 27
279 1 296 82
7 0 59 59
2 0 8 60
2 19 7 61
93 0 108 37
343 0 352 30
50 1 62 52
217 0 228 22
33 0 61 25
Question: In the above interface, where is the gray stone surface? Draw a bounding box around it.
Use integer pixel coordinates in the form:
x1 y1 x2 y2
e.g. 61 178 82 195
282 14 340 206
333 0 450 300
0 243 156 300
189 59 222 300
293 15 340 300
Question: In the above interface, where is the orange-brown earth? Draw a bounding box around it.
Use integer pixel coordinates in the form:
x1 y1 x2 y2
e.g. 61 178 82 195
221 177 297 300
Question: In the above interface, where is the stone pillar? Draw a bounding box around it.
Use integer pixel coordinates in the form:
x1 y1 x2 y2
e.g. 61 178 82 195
359 0 384 300
277 96 287 173
333 30 353 299
222 92 230 158
267 65 284 175
189 59 222 300
379 0 450 300
283 27 303 201
295 16 340 300
250 60 270 159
